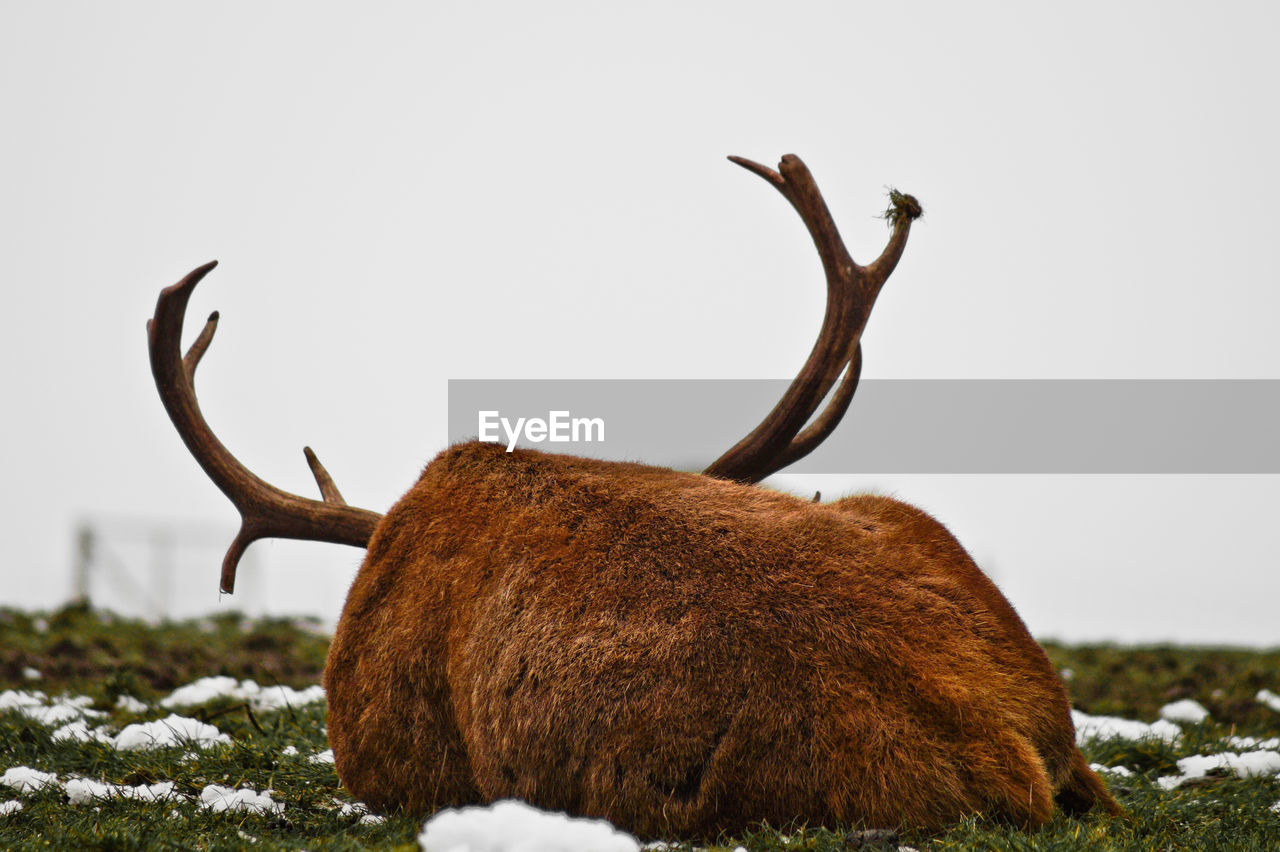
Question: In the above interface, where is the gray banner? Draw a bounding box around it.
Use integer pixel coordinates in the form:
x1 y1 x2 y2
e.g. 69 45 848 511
447 380 1280 474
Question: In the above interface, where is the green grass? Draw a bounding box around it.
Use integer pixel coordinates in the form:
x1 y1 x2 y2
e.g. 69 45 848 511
2 605 1278 851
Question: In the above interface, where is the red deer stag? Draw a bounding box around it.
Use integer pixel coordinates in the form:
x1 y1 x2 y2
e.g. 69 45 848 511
147 154 1119 837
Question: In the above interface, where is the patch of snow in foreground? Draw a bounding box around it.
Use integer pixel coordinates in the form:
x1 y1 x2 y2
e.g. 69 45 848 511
1071 710 1181 745
1159 699 1209 724
0 690 104 727
419 799 640 852
115 694 148 714
1 767 60 793
113 714 230 751
335 798 386 826
1228 735 1280 750
1089 763 1134 778
1258 689 1280 714
199 784 284 816
0 800 21 816
159 676 242 708
1157 750 1280 790
52 719 113 744
255 684 326 711
160 677 325 712
309 749 335 765
64 778 182 805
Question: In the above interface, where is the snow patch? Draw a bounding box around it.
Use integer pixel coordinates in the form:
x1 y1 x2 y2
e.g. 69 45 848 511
160 677 325 712
1159 699 1209 724
1157 750 1280 790
1227 735 1280 751
1 767 59 793
255 684 326 711
52 719 113 744
418 799 640 852
308 749 335 765
0 800 21 816
64 778 182 804
113 714 230 751
199 784 284 815
336 798 386 825
160 676 241 708
1089 763 1134 778
1258 689 1280 714
0 690 103 727
1072 710 1181 744
115 695 148 714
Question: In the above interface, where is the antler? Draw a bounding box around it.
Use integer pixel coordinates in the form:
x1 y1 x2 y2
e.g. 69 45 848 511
704 155 922 483
147 261 383 594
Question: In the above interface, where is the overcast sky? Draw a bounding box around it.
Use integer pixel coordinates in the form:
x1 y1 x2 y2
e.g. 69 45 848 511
2 2 1277 644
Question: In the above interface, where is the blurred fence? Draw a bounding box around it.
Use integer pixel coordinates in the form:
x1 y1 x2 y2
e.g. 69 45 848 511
70 517 264 620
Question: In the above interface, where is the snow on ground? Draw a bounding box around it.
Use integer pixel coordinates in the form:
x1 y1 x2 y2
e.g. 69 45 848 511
335 798 387 826
1 767 59 793
419 799 642 852
1159 699 1210 724
114 714 231 751
52 719 113 744
1075 705 1280 789
1072 710 1182 744
1228 735 1280 750
6 696 227 751
0 690 103 727
160 676 325 712
1157 750 1280 790
65 778 183 805
4 672 1275 841
1089 763 1134 778
199 784 285 816
0 675 350 818
1 675 322 755
0 765 373 821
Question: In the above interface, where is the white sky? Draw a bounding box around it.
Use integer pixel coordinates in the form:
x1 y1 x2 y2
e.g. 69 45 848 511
2 2 1277 644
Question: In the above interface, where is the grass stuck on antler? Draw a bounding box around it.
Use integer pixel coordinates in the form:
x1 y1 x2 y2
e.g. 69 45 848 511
882 188 924 226
2 605 1279 851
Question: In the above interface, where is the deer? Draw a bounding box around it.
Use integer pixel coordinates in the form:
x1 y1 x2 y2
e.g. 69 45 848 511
146 154 1120 838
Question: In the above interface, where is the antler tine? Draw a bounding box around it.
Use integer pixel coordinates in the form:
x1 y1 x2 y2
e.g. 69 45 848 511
147 262 383 593
304 446 347 505
182 311 218 382
704 155 922 483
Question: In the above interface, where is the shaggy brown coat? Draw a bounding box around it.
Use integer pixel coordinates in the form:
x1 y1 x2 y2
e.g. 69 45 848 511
324 440 1117 837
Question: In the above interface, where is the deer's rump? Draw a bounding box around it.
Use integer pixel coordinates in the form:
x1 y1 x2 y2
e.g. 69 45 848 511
323 440 1113 836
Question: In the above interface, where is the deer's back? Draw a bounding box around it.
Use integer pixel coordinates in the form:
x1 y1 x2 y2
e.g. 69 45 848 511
325 441 1088 834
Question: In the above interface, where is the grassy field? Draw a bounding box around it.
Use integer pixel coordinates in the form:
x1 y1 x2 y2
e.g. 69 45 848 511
2 604 1278 851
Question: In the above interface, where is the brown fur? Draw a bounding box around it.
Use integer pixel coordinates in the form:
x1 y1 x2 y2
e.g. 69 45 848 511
324 440 1119 837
